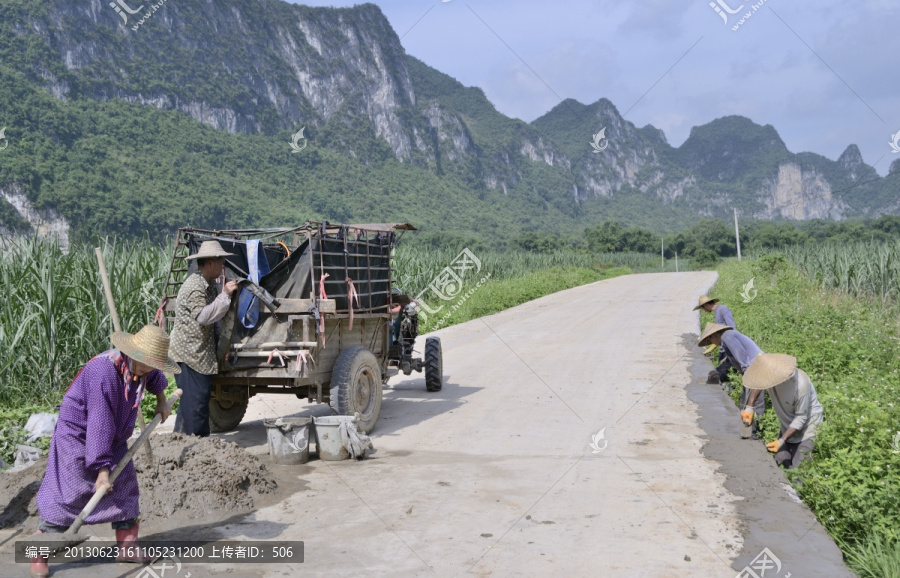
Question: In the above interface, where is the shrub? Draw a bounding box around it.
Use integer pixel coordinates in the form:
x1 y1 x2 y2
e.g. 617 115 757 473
692 248 720 269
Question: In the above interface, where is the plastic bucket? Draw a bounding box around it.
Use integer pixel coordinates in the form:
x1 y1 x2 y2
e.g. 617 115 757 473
313 416 354 461
263 418 311 465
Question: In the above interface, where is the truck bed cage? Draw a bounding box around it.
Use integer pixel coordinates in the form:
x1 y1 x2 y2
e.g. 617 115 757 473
159 221 416 332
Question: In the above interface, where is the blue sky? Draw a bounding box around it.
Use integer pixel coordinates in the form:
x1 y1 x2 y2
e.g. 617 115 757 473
291 0 899 175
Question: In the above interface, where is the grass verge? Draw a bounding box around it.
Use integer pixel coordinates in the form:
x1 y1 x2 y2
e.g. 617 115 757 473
704 255 900 575
422 265 631 332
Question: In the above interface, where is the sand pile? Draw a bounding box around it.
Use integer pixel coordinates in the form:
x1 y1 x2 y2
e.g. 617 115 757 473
0 456 48 528
0 433 277 528
134 433 277 522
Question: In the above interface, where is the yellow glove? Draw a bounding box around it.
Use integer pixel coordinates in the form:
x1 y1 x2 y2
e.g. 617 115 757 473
766 439 783 453
740 407 754 426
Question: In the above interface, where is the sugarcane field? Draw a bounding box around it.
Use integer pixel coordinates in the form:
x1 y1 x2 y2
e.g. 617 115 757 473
2 1 900 577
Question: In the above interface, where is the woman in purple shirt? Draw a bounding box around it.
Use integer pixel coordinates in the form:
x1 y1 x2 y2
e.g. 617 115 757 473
31 325 179 578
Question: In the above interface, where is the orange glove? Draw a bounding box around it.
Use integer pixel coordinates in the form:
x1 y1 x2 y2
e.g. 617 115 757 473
766 439 783 453
741 407 754 426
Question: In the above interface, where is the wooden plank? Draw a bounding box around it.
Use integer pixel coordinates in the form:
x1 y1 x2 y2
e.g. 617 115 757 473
233 341 318 350
275 298 337 314
232 349 316 356
167 297 338 314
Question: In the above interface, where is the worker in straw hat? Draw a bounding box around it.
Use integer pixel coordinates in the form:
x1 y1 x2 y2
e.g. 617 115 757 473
693 295 736 327
693 295 737 381
31 325 180 577
169 240 239 437
698 323 767 439
742 354 824 469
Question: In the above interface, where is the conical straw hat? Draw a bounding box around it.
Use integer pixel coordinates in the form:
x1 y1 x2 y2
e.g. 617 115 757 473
111 325 181 374
697 322 733 346
693 295 719 311
185 240 235 260
744 353 797 390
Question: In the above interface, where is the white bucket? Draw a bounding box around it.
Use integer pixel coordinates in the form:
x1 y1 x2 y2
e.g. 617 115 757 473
263 418 311 465
313 416 354 461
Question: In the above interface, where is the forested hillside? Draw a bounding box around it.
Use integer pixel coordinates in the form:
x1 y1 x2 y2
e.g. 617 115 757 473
0 0 896 246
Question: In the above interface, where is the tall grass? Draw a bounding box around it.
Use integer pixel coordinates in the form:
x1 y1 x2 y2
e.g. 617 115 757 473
0 238 169 406
783 241 900 302
393 248 596 296
2 240 661 408
393 248 689 295
839 535 900 578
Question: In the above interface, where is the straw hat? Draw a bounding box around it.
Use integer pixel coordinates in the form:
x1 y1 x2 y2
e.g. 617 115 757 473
744 353 797 390
185 240 234 260
111 325 181 374
697 322 733 346
693 295 719 311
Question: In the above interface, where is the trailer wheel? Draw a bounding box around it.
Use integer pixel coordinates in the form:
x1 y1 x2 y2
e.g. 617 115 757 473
209 398 248 433
424 337 443 392
330 345 383 433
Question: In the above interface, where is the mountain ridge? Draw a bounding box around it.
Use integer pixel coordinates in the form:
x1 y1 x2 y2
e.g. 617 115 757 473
0 0 896 244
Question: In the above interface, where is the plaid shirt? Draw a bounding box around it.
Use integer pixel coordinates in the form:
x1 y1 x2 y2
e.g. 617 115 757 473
169 273 220 374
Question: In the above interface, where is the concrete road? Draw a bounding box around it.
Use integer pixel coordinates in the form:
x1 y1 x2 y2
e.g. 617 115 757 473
191 271 852 577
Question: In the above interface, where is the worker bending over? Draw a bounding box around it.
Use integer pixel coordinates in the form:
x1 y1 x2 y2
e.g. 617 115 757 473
742 354 824 469
698 323 766 439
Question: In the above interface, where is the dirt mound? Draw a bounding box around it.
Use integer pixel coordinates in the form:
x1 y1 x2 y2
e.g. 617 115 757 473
0 456 47 528
0 434 277 528
134 433 277 522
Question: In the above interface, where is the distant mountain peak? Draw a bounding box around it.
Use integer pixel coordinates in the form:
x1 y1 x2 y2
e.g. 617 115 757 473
684 115 787 149
838 144 864 168
0 0 897 243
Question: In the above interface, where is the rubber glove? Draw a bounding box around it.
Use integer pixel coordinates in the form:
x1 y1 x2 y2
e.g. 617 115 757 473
740 407 754 426
766 439 783 453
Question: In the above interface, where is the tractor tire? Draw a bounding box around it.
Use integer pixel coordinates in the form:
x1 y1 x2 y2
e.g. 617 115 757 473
330 345 383 433
208 398 248 433
424 337 443 392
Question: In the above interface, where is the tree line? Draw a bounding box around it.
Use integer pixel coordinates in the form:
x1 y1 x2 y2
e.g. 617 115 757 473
508 215 900 267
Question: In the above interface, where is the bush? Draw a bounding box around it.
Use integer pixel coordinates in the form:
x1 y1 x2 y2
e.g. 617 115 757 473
692 248 720 269
753 252 788 274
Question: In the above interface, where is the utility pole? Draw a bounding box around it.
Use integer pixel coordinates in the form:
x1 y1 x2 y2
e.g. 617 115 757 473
733 208 742 262
661 238 664 270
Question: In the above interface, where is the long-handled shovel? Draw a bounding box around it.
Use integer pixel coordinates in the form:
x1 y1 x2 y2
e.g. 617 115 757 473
95 247 154 462
32 389 182 549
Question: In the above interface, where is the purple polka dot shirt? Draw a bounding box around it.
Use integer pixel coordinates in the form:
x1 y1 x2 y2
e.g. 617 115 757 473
36 354 166 526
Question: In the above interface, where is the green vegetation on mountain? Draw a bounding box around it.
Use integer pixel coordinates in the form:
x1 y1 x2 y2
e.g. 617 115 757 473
0 0 897 247
0 62 539 245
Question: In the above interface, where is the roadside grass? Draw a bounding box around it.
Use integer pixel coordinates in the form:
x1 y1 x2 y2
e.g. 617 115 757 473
837 533 900 578
704 255 900 574
420 266 631 332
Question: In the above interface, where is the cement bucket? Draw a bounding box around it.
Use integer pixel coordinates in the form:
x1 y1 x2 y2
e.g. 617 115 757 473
313 416 354 461
264 418 311 465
